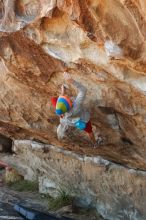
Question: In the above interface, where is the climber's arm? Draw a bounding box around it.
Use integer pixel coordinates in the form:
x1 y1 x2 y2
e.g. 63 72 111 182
61 85 65 96
64 72 87 108
60 84 69 96
72 80 87 108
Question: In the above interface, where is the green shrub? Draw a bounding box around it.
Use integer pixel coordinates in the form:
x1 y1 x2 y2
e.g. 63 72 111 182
48 188 73 211
8 180 38 192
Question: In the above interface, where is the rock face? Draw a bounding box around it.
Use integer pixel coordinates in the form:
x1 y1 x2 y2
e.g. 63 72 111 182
1 1 146 218
2 140 146 220
0 0 146 170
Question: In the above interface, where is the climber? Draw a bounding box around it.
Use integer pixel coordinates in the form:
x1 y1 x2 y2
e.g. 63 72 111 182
50 72 102 147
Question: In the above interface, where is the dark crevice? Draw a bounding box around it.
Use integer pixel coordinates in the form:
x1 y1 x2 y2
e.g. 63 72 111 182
121 137 134 145
0 134 13 153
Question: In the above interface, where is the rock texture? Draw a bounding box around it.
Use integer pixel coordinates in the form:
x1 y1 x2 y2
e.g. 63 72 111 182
2 140 146 220
0 0 146 170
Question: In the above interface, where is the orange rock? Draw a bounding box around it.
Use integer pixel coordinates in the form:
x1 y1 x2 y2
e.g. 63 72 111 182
0 0 146 170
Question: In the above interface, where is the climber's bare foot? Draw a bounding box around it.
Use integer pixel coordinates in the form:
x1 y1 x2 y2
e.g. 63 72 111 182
92 135 105 148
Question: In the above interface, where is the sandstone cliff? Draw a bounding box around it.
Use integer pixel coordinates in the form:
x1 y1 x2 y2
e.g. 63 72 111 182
1 0 146 170
1 1 146 219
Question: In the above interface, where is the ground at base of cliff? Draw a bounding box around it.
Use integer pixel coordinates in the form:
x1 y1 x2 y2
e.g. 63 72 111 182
0 170 103 220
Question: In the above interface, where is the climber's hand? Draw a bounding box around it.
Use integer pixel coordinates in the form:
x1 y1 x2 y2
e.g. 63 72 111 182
63 72 74 84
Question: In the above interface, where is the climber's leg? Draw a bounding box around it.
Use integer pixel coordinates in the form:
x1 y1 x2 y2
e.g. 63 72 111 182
84 121 96 145
84 121 104 147
88 131 96 143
